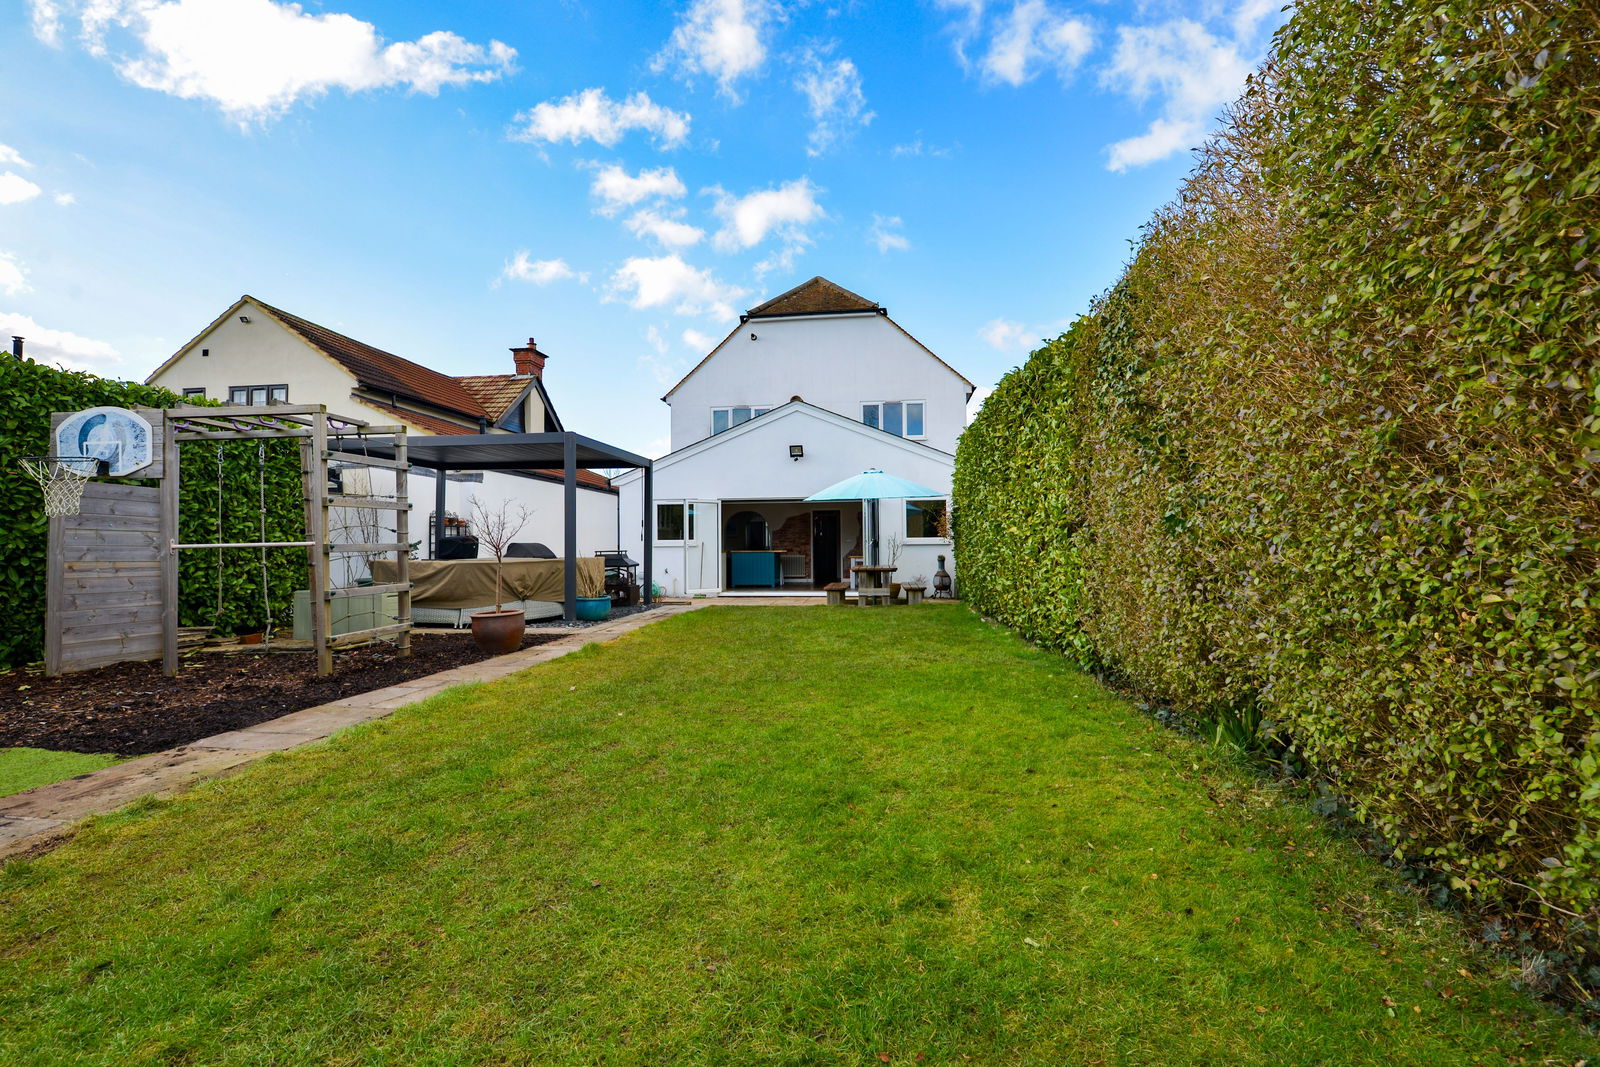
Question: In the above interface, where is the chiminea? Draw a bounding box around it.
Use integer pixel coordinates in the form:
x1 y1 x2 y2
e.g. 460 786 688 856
933 554 953 599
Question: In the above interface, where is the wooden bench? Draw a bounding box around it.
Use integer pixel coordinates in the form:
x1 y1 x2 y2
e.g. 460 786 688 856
823 581 850 606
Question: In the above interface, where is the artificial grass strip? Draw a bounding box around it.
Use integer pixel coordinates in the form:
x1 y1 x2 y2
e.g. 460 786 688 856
0 747 120 799
0 606 1591 1064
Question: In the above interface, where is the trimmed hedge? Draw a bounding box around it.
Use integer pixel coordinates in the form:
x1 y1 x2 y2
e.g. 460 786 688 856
955 0 1599 938
0 356 307 667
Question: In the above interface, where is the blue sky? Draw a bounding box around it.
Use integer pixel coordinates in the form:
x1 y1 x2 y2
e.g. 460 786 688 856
1 0 1283 457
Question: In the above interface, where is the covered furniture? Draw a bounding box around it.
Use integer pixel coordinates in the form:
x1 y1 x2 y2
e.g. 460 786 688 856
371 557 603 627
330 430 653 623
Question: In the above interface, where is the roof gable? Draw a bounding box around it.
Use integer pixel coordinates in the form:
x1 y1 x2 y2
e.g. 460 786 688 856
456 375 533 421
615 400 954 483
743 276 879 320
249 297 489 419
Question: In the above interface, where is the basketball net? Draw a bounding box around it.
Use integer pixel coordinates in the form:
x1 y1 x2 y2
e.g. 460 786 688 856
21 457 100 518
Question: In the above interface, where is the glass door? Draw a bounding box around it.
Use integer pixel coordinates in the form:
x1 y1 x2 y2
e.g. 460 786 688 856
686 500 720 594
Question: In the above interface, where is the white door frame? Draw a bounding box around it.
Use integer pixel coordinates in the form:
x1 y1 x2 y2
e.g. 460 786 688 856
686 499 721 595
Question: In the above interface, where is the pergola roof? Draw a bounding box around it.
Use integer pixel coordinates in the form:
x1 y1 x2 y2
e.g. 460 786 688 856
330 432 651 472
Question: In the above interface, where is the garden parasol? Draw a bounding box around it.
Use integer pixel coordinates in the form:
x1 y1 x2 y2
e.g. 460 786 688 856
805 468 941 566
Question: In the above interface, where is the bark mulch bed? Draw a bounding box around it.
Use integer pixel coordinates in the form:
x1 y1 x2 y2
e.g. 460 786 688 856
0 633 561 757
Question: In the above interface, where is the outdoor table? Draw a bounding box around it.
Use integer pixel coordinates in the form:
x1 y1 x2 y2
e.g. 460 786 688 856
850 565 897 606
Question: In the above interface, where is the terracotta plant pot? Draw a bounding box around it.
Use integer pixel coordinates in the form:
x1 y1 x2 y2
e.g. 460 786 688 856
469 608 525 655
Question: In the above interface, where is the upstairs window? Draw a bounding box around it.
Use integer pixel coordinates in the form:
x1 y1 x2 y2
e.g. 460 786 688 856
182 387 207 398
862 400 925 439
229 384 288 406
711 406 772 435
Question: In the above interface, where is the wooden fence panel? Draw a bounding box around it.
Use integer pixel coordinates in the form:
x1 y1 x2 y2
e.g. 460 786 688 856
46 481 164 675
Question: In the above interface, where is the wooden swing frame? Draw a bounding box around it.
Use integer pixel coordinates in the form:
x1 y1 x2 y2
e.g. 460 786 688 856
159 404 412 677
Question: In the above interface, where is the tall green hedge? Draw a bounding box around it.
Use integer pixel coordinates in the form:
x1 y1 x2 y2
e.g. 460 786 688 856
0 356 307 667
955 0 1599 936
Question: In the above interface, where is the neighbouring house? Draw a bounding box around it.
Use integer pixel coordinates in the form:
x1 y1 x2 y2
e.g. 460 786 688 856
145 296 621 580
615 277 973 595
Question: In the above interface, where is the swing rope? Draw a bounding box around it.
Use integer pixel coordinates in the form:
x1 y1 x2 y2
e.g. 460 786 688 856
215 443 225 625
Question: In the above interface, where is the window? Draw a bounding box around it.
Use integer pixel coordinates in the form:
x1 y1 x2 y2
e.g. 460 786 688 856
229 384 288 406
182 387 207 398
862 400 926 439
711 406 772 434
905 498 948 539
657 503 685 541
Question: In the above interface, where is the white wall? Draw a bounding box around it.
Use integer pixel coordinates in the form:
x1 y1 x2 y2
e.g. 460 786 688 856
617 404 954 595
149 309 361 407
667 313 971 454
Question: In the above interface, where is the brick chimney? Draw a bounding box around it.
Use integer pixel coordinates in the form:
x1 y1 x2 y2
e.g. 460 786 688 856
512 338 546 377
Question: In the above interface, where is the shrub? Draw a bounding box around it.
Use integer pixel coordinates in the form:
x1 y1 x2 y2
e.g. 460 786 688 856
955 0 1599 942
0 355 306 667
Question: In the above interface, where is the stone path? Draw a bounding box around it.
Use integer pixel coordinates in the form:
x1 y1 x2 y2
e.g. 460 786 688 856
0 603 710 860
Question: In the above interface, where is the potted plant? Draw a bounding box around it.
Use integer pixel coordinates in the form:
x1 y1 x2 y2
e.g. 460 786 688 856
466 496 534 655
883 533 904 600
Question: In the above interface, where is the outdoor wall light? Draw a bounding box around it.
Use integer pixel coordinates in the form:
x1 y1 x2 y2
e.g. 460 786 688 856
750 332 758 340
239 315 251 323
789 444 804 461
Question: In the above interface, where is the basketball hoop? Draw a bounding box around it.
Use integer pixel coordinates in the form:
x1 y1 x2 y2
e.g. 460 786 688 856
20 456 107 517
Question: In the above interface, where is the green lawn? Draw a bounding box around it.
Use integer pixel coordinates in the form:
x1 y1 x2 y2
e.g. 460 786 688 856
0 606 1591 1064
0 747 121 799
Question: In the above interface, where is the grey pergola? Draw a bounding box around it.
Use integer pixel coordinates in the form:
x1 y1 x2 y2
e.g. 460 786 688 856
330 431 653 622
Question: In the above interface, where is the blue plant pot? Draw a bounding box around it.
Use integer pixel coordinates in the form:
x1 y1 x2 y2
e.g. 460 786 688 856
575 596 612 621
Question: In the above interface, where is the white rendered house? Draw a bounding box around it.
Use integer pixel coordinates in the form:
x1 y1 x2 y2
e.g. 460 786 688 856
145 296 621 579
615 277 973 595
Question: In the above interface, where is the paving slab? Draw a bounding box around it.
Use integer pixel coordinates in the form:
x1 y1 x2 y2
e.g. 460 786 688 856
0 602 703 861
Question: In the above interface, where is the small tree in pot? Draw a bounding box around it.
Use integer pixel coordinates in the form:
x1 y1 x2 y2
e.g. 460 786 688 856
466 495 534 654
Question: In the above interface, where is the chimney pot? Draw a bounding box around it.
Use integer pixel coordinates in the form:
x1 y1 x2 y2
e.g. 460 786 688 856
512 338 547 378
11 336 22 358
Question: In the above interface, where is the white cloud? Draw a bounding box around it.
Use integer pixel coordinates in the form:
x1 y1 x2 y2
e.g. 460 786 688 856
981 0 1093 87
589 163 686 217
980 317 1030 351
1100 19 1253 171
606 254 747 320
35 0 516 122
709 178 824 252
0 253 30 296
0 145 32 167
682 327 717 351
795 45 873 156
500 252 585 286
653 0 775 100
0 173 44 205
869 214 909 254
54 192 77 206
890 138 954 159
511 88 690 149
624 209 705 249
937 0 1092 86
0 311 125 372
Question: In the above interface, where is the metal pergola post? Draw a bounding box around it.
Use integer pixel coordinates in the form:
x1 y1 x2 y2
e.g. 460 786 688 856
642 463 653 606
563 432 577 623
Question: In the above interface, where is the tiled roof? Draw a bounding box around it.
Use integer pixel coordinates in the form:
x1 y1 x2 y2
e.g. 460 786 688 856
744 276 879 319
359 398 613 492
251 297 490 419
456 374 531 421
358 398 479 437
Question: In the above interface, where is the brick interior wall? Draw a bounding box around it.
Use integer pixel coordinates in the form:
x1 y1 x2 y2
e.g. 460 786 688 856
771 512 812 579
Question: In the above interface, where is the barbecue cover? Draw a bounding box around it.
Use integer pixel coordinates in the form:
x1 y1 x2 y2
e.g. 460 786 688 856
370 557 603 609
